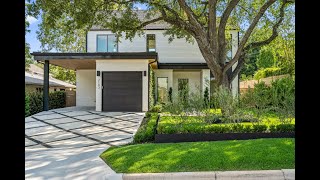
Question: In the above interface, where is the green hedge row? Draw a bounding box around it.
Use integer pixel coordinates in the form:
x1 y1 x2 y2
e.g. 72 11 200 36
157 123 294 134
133 112 159 143
25 91 66 117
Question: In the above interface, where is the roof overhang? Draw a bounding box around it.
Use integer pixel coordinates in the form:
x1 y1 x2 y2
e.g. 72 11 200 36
158 63 209 69
31 52 158 70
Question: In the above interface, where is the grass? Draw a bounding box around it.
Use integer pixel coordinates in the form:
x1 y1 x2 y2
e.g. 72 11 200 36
101 138 295 173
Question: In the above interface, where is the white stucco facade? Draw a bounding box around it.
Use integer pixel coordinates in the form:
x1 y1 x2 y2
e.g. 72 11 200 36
95 60 149 112
230 30 239 97
76 70 96 107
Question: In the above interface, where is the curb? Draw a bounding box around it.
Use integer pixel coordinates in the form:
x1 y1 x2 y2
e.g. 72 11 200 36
121 169 295 180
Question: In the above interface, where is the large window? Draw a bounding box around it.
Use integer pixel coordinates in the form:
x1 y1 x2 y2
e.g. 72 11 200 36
97 34 118 52
157 77 168 102
147 34 156 52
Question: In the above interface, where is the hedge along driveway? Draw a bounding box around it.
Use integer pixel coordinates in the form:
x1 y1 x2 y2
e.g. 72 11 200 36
25 91 66 117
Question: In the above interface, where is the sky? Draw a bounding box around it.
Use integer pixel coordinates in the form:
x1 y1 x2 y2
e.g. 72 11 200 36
25 2 148 52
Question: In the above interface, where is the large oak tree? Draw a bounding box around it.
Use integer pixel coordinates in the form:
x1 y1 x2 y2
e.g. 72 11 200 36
28 0 294 88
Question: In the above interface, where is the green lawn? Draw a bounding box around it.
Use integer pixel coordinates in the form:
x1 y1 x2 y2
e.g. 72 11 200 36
101 138 295 173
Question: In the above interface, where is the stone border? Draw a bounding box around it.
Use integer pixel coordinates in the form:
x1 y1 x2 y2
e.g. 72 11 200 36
155 132 295 143
121 169 295 180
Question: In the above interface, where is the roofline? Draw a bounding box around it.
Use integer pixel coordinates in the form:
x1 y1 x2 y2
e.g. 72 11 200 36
31 52 158 61
89 28 239 31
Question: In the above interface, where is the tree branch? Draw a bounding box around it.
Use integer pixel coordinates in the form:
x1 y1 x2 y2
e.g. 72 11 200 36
244 0 292 51
208 0 218 53
217 0 240 65
229 54 245 82
223 0 276 74
177 0 205 35
135 17 164 29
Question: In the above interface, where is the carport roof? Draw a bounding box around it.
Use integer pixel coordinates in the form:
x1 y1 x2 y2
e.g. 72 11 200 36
31 52 158 70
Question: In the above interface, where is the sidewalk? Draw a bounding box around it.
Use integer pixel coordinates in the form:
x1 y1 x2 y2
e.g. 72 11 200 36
122 169 295 180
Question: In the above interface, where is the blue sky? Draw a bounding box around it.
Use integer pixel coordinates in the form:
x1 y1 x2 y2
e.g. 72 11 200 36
25 2 147 52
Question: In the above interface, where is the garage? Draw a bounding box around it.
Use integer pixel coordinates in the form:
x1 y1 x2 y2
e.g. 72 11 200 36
102 71 143 112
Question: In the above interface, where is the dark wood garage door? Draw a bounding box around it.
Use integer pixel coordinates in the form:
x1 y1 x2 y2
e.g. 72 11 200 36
102 71 142 112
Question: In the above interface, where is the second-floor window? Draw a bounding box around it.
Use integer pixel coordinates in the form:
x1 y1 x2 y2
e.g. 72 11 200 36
97 34 118 52
147 34 156 52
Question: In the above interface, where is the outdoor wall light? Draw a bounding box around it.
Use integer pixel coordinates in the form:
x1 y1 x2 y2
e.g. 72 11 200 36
97 71 100 76
144 71 146 76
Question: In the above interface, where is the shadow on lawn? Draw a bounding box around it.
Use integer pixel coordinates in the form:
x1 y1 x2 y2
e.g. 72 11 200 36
101 138 295 173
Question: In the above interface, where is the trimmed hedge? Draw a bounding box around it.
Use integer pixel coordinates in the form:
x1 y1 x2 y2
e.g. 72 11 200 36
133 112 159 143
157 122 294 134
25 91 66 117
25 94 30 117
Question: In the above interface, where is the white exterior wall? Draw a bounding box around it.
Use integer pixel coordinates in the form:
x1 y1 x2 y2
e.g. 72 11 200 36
76 70 96 106
96 60 149 112
172 71 201 96
230 31 239 97
87 30 205 63
201 69 211 96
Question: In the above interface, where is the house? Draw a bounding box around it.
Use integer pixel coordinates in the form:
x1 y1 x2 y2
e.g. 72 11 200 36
25 64 76 92
25 64 76 107
31 11 239 112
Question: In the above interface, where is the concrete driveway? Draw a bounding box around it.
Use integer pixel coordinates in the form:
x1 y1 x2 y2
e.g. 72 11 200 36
25 107 144 179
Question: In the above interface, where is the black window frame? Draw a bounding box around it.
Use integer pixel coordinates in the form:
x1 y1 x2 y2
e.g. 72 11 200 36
96 34 119 52
146 34 156 52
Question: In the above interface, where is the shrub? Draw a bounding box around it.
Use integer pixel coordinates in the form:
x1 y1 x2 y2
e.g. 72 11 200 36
26 91 66 116
276 124 295 133
253 67 283 80
150 103 163 112
133 112 158 143
49 91 66 109
269 124 277 132
252 124 268 132
204 87 209 107
149 66 156 109
168 87 172 102
25 94 30 117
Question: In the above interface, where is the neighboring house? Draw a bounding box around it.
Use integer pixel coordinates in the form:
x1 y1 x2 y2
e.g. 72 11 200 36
25 64 77 107
239 74 289 94
25 64 76 92
31 11 239 112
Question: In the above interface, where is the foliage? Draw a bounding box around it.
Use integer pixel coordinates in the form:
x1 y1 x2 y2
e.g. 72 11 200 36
204 87 209 108
101 138 295 173
149 103 163 113
50 66 76 85
133 112 158 143
25 3 34 69
25 91 66 116
157 115 294 134
29 0 295 87
257 47 275 69
253 67 283 80
240 76 295 124
211 86 239 122
25 94 30 117
149 66 156 110
168 87 172 103
240 47 259 79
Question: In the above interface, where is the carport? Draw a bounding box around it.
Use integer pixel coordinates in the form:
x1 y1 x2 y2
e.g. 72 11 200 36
31 52 158 112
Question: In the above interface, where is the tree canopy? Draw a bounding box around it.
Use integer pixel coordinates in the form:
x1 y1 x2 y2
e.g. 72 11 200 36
28 0 295 88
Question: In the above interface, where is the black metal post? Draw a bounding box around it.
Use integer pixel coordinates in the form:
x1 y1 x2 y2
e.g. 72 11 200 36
43 60 49 111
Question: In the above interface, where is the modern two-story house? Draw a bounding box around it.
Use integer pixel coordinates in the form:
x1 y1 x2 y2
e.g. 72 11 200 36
32 12 239 112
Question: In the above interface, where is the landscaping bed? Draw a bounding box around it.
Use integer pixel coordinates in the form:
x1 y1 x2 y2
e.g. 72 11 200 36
155 114 295 143
100 138 295 173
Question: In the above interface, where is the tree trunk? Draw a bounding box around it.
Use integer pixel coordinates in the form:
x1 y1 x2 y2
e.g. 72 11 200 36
215 71 230 89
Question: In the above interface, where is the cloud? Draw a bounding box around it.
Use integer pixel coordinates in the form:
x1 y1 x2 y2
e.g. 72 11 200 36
26 15 38 25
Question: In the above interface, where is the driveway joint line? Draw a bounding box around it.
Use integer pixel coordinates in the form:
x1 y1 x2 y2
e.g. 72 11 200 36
32 116 113 146
25 134 52 148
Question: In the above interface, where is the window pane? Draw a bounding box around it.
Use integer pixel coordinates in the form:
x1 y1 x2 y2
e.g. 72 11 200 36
147 34 156 52
107 35 118 52
157 78 168 102
97 35 107 52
